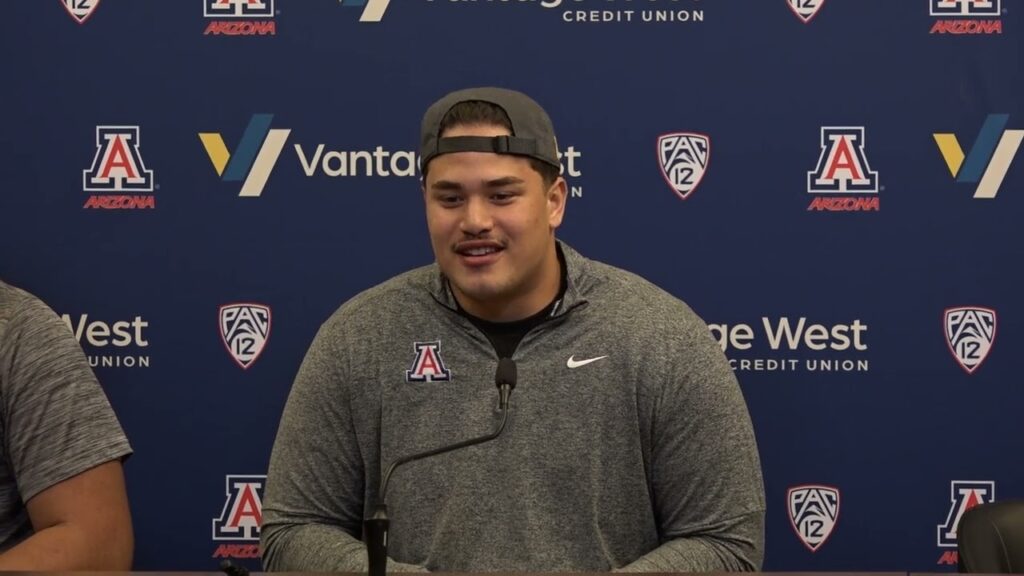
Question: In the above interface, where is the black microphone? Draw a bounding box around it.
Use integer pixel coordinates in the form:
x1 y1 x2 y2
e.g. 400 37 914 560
365 358 517 576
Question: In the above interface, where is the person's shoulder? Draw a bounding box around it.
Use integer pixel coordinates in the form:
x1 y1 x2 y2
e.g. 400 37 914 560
319 264 438 333
0 280 65 339
580 257 702 324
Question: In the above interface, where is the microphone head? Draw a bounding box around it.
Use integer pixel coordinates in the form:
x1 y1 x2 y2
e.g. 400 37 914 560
495 357 517 390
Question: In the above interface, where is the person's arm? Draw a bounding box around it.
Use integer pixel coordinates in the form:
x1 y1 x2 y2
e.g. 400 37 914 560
0 460 132 570
260 318 425 572
619 311 766 572
0 292 134 569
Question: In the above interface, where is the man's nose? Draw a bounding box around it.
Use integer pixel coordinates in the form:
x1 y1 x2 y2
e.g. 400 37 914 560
460 196 493 235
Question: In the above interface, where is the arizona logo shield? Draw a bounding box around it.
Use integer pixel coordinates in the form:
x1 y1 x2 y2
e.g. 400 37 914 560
787 0 825 23
657 132 710 200
61 0 100 24
788 485 840 552
944 306 996 374
219 303 271 369
406 341 451 382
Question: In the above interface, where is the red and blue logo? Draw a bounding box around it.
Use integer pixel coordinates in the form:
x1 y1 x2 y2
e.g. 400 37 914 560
406 341 452 382
212 475 266 559
807 126 879 211
930 0 1002 34
82 126 155 210
203 0 276 36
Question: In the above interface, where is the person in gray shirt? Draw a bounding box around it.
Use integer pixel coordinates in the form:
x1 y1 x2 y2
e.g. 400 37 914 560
0 279 133 569
261 87 765 572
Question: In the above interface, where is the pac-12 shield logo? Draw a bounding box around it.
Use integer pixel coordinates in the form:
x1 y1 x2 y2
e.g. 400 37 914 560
937 481 994 547
213 475 265 541
219 303 271 370
788 485 840 552
944 306 996 374
787 0 825 23
61 0 100 24
657 132 710 200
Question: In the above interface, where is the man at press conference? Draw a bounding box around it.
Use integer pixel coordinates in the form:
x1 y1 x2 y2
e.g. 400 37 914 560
260 87 765 572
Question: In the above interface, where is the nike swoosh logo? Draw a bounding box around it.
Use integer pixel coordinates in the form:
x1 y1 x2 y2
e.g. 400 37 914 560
567 355 608 369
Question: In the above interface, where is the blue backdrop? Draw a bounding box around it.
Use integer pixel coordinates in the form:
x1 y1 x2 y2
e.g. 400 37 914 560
0 0 1021 571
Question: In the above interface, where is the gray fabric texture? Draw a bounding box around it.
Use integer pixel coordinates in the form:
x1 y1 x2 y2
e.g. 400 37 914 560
261 242 765 572
0 280 133 553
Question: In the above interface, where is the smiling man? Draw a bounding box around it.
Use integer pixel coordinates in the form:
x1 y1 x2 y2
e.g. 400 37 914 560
261 87 765 573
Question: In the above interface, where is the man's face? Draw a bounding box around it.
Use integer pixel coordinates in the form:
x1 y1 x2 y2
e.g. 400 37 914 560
423 123 567 321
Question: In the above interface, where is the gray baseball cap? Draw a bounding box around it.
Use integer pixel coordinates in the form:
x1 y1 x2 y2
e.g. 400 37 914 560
420 87 560 172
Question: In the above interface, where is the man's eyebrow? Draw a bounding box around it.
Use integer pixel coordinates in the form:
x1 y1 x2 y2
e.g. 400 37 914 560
429 180 465 191
429 176 526 191
484 176 526 188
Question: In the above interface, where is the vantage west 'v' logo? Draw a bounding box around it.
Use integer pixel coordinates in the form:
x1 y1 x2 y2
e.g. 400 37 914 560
199 114 291 197
339 0 392 21
934 114 1022 199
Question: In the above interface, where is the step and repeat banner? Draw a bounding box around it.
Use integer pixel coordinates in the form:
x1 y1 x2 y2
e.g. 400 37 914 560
0 0 1020 572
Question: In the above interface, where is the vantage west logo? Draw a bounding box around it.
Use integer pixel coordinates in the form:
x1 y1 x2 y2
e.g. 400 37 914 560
929 0 1002 34
203 0 276 36
709 316 869 373
426 0 705 25
934 114 1021 199
61 313 151 369
200 114 584 197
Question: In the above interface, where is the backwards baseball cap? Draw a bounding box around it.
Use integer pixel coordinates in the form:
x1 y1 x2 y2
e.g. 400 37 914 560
419 86 561 173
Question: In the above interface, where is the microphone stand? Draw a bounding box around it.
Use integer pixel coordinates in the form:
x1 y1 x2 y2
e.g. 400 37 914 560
365 358 516 576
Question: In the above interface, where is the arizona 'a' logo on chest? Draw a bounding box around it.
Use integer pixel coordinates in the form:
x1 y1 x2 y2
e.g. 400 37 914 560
406 341 452 382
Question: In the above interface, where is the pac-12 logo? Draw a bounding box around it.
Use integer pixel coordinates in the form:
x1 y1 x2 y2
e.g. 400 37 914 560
657 132 710 200
61 0 99 23
937 480 994 547
406 341 452 382
944 307 996 374
787 0 825 23
788 485 840 552
204 0 273 17
219 303 271 369
213 475 265 541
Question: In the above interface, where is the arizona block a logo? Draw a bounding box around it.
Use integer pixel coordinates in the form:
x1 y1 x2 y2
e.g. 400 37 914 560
213 475 265 541
937 480 994 547
807 126 879 211
406 341 451 382
657 132 710 200
944 307 996 374
220 303 271 369
788 485 840 552
82 126 155 209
